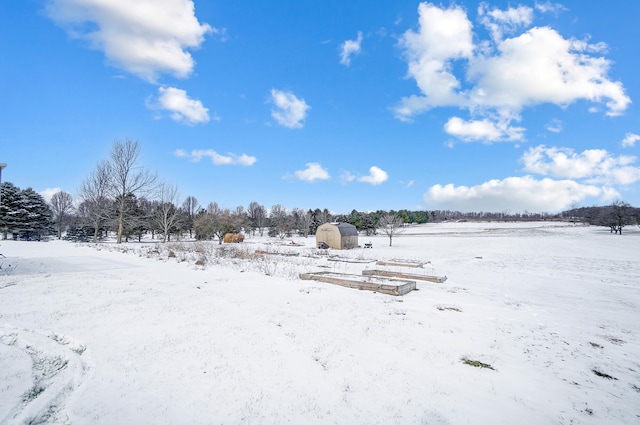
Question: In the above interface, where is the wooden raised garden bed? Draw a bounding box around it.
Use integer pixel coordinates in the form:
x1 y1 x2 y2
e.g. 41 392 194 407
299 272 416 296
376 259 427 268
362 269 447 283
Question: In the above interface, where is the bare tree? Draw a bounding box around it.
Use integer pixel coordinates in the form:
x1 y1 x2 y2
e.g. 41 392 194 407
154 183 181 242
78 160 112 242
269 204 289 238
291 208 312 237
247 201 266 236
232 205 248 232
609 200 634 235
319 208 332 225
50 191 74 239
181 196 200 238
377 213 405 246
199 202 236 244
108 139 156 244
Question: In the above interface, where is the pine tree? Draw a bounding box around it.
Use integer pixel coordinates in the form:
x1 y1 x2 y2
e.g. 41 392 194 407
19 188 53 240
1 182 23 238
0 183 53 240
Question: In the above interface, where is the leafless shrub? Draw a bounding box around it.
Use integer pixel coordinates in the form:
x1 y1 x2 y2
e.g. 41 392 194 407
193 241 213 266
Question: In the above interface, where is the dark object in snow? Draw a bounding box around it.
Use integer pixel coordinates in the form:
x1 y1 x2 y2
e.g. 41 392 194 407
462 358 495 370
592 369 617 380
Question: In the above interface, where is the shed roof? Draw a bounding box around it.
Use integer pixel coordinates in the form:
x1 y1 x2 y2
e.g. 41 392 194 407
322 222 358 236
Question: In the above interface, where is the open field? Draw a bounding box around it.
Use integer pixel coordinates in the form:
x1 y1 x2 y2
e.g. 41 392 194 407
1 222 639 424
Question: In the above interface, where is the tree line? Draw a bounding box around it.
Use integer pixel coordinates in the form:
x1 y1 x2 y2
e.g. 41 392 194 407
2 139 639 242
562 202 640 235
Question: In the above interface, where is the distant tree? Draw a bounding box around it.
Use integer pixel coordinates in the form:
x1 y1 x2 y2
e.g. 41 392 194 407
269 204 289 238
377 212 405 247
609 201 635 235
50 191 74 239
308 208 333 234
232 205 248 233
301 209 313 237
136 197 157 240
247 201 266 236
309 209 321 234
108 139 156 244
111 193 144 242
289 208 305 236
194 202 236 244
194 212 215 241
397 209 410 224
181 196 199 238
154 183 181 242
79 160 113 242
319 208 332 225
409 210 430 224
360 212 377 236
348 209 362 230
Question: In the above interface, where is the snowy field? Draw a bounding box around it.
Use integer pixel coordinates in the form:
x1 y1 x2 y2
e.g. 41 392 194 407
1 221 639 424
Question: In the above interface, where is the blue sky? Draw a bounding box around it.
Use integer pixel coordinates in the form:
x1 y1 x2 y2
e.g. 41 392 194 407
2 1 639 214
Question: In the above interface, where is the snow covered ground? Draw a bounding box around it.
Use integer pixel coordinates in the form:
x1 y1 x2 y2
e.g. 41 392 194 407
1 221 639 424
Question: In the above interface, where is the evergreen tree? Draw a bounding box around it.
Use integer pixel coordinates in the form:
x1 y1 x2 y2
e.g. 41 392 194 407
20 188 53 239
112 193 143 242
0 183 53 240
348 209 362 230
0 182 23 239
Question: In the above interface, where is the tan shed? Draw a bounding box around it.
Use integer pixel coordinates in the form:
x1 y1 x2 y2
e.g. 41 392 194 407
316 222 358 250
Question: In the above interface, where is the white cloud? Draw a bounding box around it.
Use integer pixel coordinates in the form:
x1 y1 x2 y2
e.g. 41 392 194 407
339 31 363 66
396 3 630 140
534 2 568 15
444 116 524 142
424 176 610 213
340 171 356 184
293 163 330 182
150 86 209 125
358 166 389 185
270 89 310 129
468 27 630 116
478 4 533 42
622 133 640 148
425 143 639 213
175 149 256 166
545 119 563 133
39 187 63 204
521 145 640 185
395 3 473 121
47 0 213 82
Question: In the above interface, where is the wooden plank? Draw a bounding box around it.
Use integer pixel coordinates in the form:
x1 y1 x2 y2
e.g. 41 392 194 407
376 260 424 268
327 256 376 264
362 269 447 283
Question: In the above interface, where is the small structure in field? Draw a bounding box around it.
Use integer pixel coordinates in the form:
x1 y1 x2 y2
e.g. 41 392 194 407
376 259 425 268
362 269 447 283
223 233 245 243
316 222 358 250
299 272 416 296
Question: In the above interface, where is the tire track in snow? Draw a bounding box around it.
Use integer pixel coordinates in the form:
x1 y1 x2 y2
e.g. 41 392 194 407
0 325 90 424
